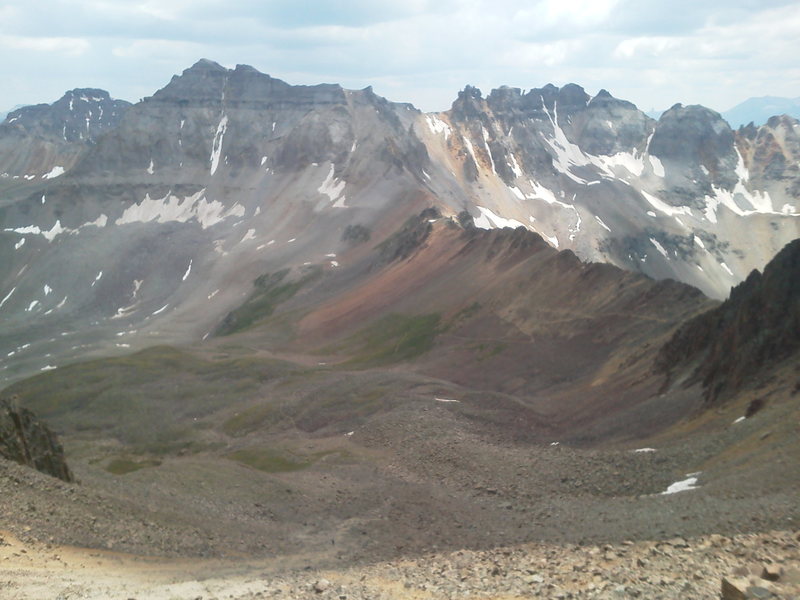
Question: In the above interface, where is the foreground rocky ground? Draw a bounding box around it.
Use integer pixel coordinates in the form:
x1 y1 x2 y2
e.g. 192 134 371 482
2 528 798 599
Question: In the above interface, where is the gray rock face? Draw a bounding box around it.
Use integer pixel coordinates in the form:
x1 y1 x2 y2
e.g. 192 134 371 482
650 103 739 195
0 397 72 482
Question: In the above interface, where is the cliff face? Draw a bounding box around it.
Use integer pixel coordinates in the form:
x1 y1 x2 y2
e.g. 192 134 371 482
0 397 73 482
658 238 800 402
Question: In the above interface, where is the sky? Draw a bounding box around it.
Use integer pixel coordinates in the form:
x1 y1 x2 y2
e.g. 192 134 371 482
1 0 799 115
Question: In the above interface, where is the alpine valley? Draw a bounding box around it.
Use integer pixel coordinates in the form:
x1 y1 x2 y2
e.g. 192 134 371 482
0 60 798 599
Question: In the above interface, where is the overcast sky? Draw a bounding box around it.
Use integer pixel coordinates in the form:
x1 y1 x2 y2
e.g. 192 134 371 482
1 0 799 114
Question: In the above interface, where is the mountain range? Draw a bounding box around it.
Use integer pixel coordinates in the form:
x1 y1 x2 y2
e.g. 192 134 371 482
1 59 798 385
722 95 800 129
0 60 798 581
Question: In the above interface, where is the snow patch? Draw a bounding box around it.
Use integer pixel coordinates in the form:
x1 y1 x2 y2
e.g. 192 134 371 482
527 179 572 209
703 182 791 223
734 148 749 182
116 189 245 229
425 115 451 139
434 397 460 403
463 137 479 170
318 164 347 207
14 238 25 250
0 287 16 309
209 115 228 175
642 191 692 218
633 448 656 453
4 220 68 242
43 284 52 296
241 229 256 242
595 216 612 232
147 159 154 175
542 232 559 248
650 238 669 259
720 262 734 276
662 474 700 495
509 186 525 201
182 260 192 281
733 416 746 424
508 153 523 178
481 127 497 175
151 304 169 316
649 155 665 177
40 365 57 372
42 166 65 179
473 206 527 230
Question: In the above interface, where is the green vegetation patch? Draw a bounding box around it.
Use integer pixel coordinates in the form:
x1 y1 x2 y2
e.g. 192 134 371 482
226 447 310 473
2 346 296 453
215 267 322 336
342 313 441 367
227 446 352 472
222 402 278 436
105 457 162 475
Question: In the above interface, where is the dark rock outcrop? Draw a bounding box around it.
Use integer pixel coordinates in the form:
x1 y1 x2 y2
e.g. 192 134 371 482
378 208 440 263
0 396 73 482
650 103 738 190
658 238 800 403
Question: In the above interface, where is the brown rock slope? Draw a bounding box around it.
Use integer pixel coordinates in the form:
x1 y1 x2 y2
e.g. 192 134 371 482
279 212 715 440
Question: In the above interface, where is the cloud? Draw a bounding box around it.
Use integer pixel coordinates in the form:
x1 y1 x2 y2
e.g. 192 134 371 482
0 35 89 55
0 0 798 115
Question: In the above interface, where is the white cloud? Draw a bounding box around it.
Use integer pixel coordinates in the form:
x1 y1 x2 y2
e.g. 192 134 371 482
0 35 89 55
613 36 679 59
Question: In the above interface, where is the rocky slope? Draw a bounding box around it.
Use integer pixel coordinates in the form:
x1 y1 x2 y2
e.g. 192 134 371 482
0 396 72 481
2 526 799 600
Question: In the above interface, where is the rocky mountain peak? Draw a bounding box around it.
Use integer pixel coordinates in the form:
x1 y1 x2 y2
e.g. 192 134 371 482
588 88 638 112
451 85 487 121
556 83 590 111
1 87 130 143
649 103 737 188
189 58 228 72
151 60 345 110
